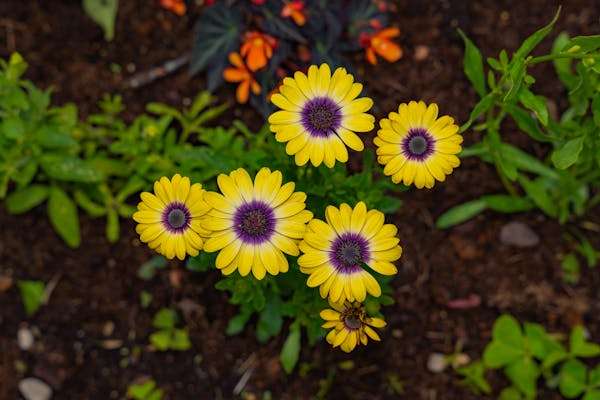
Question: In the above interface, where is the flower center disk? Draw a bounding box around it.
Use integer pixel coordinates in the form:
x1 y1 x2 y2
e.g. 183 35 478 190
402 128 435 161
301 97 341 137
162 203 190 233
234 201 275 244
330 233 370 274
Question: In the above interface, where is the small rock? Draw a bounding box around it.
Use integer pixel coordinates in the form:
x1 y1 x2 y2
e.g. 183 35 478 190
101 339 123 350
0 275 13 292
427 353 448 373
500 221 540 248
19 378 52 400
18 327 34 351
414 45 430 61
102 321 115 337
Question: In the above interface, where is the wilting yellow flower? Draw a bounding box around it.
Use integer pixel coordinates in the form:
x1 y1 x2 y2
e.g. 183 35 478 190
202 167 313 279
321 301 386 352
298 202 401 303
374 101 462 189
134 174 211 260
268 64 375 168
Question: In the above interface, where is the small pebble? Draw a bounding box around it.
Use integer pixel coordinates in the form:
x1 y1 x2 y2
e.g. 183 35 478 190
427 353 448 373
0 275 13 292
18 327 34 351
414 45 430 61
500 221 540 248
19 378 52 400
102 321 115 337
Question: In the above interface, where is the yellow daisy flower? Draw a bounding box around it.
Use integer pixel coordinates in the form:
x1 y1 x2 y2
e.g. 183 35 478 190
298 201 401 303
202 167 313 279
374 101 463 189
321 301 386 353
133 174 211 260
268 64 375 168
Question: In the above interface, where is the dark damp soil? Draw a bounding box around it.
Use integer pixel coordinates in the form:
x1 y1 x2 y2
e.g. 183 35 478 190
1 1 600 399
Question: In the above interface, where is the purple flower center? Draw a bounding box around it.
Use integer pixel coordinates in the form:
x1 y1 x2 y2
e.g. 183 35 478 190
330 232 370 274
162 202 191 234
233 201 275 244
402 128 435 161
341 305 366 330
301 97 341 137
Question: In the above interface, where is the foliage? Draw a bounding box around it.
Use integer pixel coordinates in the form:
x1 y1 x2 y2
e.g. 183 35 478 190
456 315 600 399
149 308 192 351
191 0 401 114
82 0 119 41
127 378 164 400
0 53 226 247
17 280 46 316
438 10 600 228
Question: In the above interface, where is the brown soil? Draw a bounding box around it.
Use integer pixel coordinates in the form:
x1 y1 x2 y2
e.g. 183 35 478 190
1 1 600 399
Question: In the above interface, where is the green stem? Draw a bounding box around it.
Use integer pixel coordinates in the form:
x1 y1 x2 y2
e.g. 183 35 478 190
527 52 588 66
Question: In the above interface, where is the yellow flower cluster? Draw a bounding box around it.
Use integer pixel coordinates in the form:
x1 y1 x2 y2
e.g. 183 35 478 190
134 63 462 353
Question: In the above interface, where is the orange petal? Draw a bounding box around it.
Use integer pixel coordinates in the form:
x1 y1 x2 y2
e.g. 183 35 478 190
366 48 377 65
251 80 261 95
236 80 250 104
223 68 246 82
378 27 400 39
376 41 402 62
228 52 244 68
247 47 268 71
292 11 306 26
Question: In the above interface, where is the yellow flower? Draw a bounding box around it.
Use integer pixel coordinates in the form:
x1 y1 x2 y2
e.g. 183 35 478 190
298 202 401 303
321 301 386 352
374 101 462 189
202 167 313 279
133 174 211 260
268 64 375 168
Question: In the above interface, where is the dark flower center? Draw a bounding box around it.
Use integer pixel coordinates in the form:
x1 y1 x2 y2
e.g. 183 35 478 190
162 203 190 233
234 201 275 244
341 305 366 330
330 233 370 274
301 97 341 137
402 128 435 161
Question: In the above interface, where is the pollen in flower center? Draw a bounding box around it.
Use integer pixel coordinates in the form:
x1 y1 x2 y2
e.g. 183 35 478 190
301 97 341 137
402 128 435 161
162 202 191 233
342 306 366 330
330 233 370 274
240 209 269 236
234 201 275 244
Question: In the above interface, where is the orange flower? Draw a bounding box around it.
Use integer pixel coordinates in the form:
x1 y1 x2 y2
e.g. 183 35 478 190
360 27 402 65
159 0 186 16
281 1 306 26
240 31 277 72
223 52 261 104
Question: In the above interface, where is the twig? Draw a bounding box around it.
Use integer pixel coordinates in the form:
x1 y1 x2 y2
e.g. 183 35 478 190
124 53 191 89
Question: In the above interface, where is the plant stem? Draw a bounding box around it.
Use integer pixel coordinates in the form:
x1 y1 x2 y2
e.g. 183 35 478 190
527 53 588 66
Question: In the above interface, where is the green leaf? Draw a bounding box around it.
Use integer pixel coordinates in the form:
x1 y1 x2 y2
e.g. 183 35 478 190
569 35 600 53
6 185 49 214
153 308 178 330
559 359 587 398
186 252 215 273
5 52 28 81
18 280 46 316
482 194 533 213
584 390 600 400
562 253 581 284
499 387 524 400
436 199 487 229
0 116 25 140
458 29 487 97
592 93 600 127
505 357 540 398
552 137 584 169
552 32 578 89
149 330 172 351
73 190 106 217
542 350 568 370
457 361 492 395
460 92 495 133
226 311 252 335
518 88 549 126
256 299 283 343
280 324 301 374
483 315 525 368
127 380 157 400
505 104 552 142
514 7 561 60
35 126 78 148
40 154 104 183
170 329 192 351
518 176 558 218
47 186 81 248
570 326 600 357
501 144 559 180
82 0 119 41
504 57 526 102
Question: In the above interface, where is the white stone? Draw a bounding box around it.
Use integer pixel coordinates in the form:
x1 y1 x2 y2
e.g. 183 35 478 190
18 378 52 400
17 327 34 351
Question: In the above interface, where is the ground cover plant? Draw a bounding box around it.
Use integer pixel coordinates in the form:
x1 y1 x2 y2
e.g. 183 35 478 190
2 1 600 399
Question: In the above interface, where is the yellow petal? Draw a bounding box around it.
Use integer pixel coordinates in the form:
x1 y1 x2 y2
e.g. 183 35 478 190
140 192 164 210
342 97 373 115
204 230 236 252
268 110 301 124
319 308 341 321
238 244 254 276
350 202 367 232
337 128 364 151
215 240 242 268
270 93 300 111
342 114 374 133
